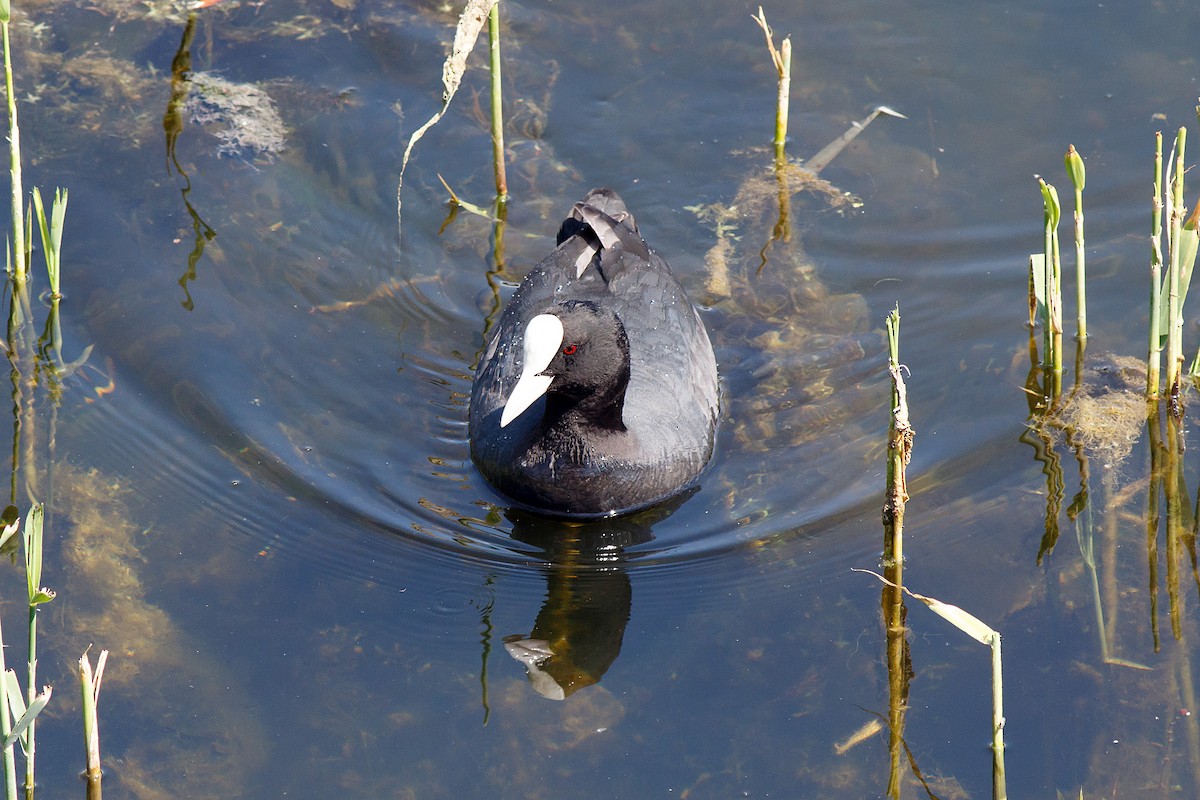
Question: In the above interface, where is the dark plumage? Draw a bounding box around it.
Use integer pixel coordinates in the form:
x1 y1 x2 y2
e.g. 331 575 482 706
469 188 720 518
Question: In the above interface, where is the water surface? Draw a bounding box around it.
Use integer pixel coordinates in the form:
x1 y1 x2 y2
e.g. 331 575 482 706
1 0 1199 797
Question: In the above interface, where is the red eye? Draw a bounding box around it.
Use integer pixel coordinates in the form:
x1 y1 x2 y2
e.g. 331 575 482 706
562 344 577 355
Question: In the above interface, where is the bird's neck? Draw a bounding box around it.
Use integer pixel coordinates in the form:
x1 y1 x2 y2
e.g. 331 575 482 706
544 387 627 436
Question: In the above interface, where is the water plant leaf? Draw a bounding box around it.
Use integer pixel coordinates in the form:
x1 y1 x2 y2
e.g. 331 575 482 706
437 173 496 220
29 589 54 606
852 568 998 645
1 680 51 752
1028 253 1046 328
3 670 23 726
32 186 67 295
911 591 996 645
1157 200 1200 342
1039 177 1060 230
397 0 500 240
23 502 43 603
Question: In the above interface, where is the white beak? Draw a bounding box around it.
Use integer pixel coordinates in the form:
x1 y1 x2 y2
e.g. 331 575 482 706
500 314 564 427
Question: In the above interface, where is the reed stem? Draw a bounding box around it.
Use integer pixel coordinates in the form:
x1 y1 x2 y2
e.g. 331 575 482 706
991 632 1006 800
774 38 790 161
1167 128 1186 393
752 6 790 161
883 306 911 567
2 17 24 286
1149 132 1164 397
0 613 14 800
487 2 507 204
21 504 45 800
1065 145 1086 341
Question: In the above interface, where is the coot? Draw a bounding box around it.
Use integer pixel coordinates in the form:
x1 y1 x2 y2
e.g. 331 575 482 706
469 188 719 518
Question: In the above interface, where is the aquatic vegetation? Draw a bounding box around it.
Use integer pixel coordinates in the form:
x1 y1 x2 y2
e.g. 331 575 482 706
1030 175 1064 401
859 306 1008 799
1065 144 1087 340
30 188 65 299
186 72 288 160
1019 114 1200 797
0 2 110 797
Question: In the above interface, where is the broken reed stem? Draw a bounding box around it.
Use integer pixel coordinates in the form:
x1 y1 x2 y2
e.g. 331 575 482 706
1150 131 1164 398
487 1 507 203
752 6 790 161
1065 145 1086 342
79 649 107 800
882 305 910 799
884 306 911 567
991 632 1007 800
774 38 790 161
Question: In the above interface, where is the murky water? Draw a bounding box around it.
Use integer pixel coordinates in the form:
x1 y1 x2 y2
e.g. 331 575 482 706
1 0 1200 797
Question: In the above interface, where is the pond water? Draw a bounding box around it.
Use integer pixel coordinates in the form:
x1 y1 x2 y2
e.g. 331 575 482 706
2 0 1200 797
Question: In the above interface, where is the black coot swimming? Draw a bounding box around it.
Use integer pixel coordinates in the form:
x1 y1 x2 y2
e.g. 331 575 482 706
469 188 720 518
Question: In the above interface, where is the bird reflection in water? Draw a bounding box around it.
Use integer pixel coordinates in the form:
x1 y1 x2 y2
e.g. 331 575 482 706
502 493 692 699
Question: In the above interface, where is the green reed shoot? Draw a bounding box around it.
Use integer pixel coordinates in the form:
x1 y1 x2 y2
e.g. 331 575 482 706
1032 177 1063 399
20 505 52 800
1065 145 1086 341
31 189 66 299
